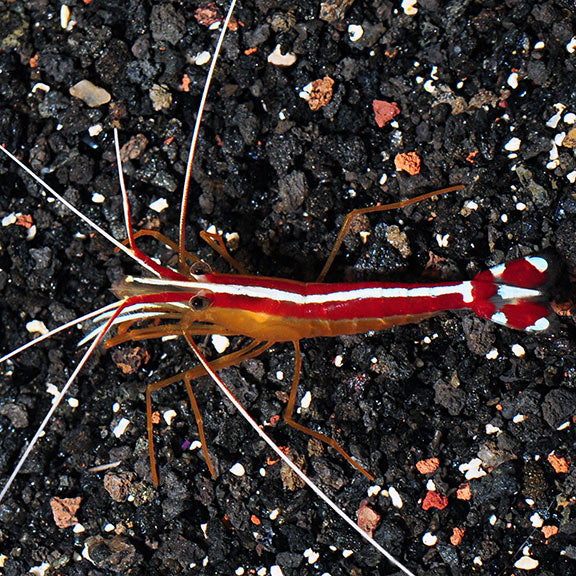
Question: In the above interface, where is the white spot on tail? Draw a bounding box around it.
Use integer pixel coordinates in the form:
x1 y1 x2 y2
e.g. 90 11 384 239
526 317 550 332
490 263 506 277
497 285 541 301
491 312 508 326
526 256 548 273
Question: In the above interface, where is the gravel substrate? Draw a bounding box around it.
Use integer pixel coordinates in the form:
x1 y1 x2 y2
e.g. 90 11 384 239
1 1 575 575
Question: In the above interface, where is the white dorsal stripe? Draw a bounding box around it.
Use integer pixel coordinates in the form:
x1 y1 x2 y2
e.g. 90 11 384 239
130 277 475 305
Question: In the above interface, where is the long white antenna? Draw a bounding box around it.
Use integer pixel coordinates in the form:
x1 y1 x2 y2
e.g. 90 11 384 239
0 145 161 278
179 0 237 266
0 301 121 364
0 305 126 503
185 335 417 576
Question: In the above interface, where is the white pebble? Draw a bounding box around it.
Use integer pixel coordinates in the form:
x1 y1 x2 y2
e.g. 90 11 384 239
103 523 115 532
92 193 105 204
534 41 545 50
268 45 297 67
194 51 211 66
112 417 130 438
89 124 103 137
401 0 418 15
514 556 539 570
303 548 320 564
511 344 525 357
504 137 521 151
26 320 48 335
422 532 437 546
515 202 527 211
555 132 566 146
507 72 519 89
29 562 51 576
485 423 501 435
513 414 526 423
486 348 499 360
31 83 51 94
163 409 177 426
566 36 576 53
564 112 576 124
270 566 284 576
435 233 450 248
465 200 479 211
367 484 381 497
46 383 60 398
2 213 17 227
388 486 404 509
60 5 71 29
423 79 436 93
459 458 487 480
70 80 111 108
300 391 312 409
342 549 354 558
530 512 544 528
211 334 230 353
348 25 364 42
149 197 169 213
230 462 245 477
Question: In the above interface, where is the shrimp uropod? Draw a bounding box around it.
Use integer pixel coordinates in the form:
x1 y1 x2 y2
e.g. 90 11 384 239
0 1 572 575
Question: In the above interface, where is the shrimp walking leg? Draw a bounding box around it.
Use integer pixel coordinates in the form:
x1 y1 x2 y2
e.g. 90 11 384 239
283 341 375 481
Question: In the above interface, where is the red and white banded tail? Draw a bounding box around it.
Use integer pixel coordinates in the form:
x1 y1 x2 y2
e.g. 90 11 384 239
471 255 555 332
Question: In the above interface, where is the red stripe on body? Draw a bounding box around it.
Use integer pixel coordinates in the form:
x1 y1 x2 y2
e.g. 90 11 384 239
209 287 469 322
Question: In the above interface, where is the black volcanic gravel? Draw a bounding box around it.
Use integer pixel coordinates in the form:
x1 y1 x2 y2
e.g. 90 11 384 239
0 1 575 575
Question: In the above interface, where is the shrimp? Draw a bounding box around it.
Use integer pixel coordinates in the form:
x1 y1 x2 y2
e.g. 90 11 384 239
0 1 571 574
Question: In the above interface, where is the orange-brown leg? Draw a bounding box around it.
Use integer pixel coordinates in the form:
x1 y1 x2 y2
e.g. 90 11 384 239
283 340 375 481
146 339 273 484
130 229 202 273
199 230 248 274
316 185 465 282
183 374 216 478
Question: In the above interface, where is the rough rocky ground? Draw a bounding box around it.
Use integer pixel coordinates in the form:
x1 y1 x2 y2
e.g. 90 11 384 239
0 0 575 575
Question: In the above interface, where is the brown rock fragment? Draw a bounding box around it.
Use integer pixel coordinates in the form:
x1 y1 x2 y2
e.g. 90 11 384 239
50 496 81 528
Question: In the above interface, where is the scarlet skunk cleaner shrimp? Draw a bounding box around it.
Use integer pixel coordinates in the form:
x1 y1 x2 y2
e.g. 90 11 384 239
0 1 574 574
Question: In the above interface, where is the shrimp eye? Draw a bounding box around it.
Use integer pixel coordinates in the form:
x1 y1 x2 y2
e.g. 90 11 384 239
189 295 212 311
190 261 212 276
